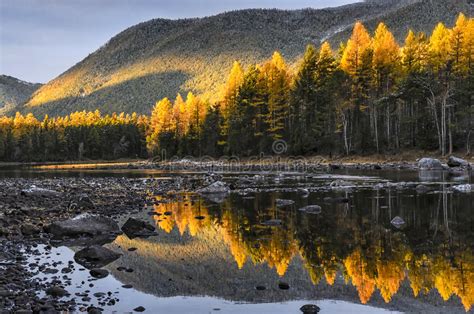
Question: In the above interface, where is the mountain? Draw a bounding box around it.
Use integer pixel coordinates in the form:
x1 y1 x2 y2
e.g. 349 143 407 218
0 75 42 115
15 0 474 117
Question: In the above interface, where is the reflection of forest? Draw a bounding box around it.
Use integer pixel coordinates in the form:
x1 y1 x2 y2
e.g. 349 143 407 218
151 191 474 311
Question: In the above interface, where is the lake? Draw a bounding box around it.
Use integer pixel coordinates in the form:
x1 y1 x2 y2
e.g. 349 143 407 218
4 164 473 313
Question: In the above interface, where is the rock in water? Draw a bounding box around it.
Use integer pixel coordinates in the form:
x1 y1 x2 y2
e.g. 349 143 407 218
276 199 295 207
21 186 60 197
74 245 121 269
452 184 472 193
46 286 69 298
418 158 443 170
447 156 471 168
47 216 120 238
261 219 282 226
90 268 109 279
196 181 230 194
298 205 322 215
278 282 290 290
121 218 156 239
391 216 405 229
300 304 320 314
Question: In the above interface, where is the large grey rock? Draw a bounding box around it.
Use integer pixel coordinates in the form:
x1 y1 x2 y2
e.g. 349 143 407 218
196 181 230 194
74 245 121 269
121 218 156 239
47 215 120 239
447 156 471 168
452 184 472 193
21 186 60 197
418 158 443 170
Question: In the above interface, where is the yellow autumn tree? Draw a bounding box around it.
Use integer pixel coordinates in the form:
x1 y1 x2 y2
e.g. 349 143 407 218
429 22 452 71
341 21 372 76
147 97 174 153
221 61 244 118
260 51 291 141
372 22 400 85
402 30 429 73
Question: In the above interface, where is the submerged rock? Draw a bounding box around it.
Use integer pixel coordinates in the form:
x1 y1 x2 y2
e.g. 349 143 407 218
298 205 322 215
276 199 295 207
416 184 430 193
323 196 349 203
74 245 121 269
121 218 156 239
47 215 120 239
452 184 472 193
391 216 405 229
447 156 470 168
418 158 443 170
261 219 282 226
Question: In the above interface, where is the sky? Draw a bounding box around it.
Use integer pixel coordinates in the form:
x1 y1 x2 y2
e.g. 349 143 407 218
0 0 358 83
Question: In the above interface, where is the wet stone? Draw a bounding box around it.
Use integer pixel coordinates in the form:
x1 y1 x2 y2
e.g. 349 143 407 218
89 268 109 279
134 306 146 312
300 304 320 313
278 282 290 290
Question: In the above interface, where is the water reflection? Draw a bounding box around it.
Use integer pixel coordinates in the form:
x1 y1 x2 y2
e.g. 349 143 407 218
142 188 474 311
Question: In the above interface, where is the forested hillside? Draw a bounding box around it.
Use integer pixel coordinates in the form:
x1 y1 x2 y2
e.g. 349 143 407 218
13 0 473 117
0 76 42 116
1 16 472 161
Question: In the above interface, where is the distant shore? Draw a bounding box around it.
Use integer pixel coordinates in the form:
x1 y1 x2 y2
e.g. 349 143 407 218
1 151 472 171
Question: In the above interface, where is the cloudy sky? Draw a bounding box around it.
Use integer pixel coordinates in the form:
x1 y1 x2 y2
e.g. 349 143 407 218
0 0 358 83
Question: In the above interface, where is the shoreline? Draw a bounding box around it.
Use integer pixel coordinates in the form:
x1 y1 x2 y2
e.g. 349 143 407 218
1 151 472 171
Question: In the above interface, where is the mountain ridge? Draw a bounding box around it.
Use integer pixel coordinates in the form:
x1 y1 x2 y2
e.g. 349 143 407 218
11 0 474 117
0 75 42 115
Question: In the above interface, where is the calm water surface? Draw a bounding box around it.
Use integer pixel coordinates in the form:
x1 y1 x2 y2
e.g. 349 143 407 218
10 165 474 313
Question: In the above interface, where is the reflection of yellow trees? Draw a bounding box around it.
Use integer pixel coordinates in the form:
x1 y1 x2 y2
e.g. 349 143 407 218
221 210 248 269
153 195 211 236
404 251 474 311
148 196 473 310
344 249 376 304
376 260 405 303
260 228 296 276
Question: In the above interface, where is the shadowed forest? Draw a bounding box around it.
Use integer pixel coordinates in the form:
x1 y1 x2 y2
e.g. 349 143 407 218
1 15 473 161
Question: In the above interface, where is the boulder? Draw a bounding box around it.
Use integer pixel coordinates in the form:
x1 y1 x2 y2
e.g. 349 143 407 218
21 224 41 236
121 218 156 239
47 215 120 239
196 181 230 194
298 205 322 215
447 156 471 168
452 184 472 193
418 158 443 170
74 245 121 269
